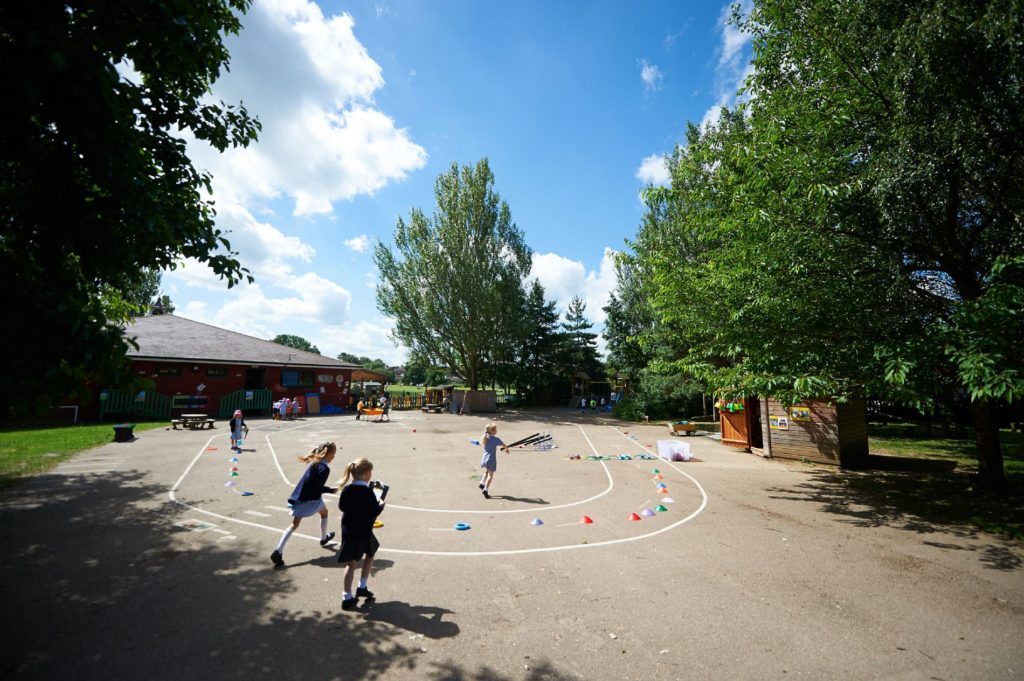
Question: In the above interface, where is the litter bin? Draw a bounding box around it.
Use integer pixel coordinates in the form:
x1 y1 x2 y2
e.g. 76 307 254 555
656 439 691 461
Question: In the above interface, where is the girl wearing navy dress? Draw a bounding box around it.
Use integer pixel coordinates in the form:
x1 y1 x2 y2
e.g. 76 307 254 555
337 458 385 611
478 422 508 498
270 442 338 567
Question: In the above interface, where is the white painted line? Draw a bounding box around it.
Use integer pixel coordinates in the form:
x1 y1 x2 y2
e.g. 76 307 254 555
210 528 232 535
244 510 271 518
264 506 291 513
217 535 237 542
167 422 709 557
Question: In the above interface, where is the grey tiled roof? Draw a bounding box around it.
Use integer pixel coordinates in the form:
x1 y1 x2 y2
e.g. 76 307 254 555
125 314 360 369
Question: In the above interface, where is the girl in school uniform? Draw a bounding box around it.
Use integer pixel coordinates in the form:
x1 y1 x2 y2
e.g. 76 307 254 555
478 422 508 498
337 458 385 611
228 409 248 452
270 442 339 566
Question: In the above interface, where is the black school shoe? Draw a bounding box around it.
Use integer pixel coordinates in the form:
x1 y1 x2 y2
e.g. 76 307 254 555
482 489 490 498
356 586 375 599
319 531 335 546
270 550 283 566
341 598 358 611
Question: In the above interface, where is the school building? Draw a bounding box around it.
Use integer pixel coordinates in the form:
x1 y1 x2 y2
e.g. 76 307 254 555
94 314 381 421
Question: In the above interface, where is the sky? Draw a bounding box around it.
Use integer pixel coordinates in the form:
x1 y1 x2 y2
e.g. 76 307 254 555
165 0 754 366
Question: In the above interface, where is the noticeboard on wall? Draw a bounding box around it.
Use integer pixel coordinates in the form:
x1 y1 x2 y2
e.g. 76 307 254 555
789 405 811 421
769 415 789 430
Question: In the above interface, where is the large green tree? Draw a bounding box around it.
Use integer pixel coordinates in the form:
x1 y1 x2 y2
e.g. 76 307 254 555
0 0 259 416
273 334 320 355
514 280 563 404
636 0 1023 488
561 296 603 383
374 159 532 390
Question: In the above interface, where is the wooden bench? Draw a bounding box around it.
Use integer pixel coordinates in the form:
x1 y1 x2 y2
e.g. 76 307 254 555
421 404 444 414
112 423 136 442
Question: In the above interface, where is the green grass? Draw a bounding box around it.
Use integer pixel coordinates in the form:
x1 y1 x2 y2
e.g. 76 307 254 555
830 424 1024 540
0 422 166 489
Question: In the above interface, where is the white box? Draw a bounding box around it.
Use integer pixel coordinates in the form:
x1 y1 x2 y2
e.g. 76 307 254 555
657 440 691 461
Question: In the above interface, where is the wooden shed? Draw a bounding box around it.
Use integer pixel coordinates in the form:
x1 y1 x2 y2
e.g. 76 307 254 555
717 397 763 450
759 397 868 467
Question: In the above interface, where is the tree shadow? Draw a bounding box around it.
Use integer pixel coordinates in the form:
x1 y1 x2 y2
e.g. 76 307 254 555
0 469 575 680
765 465 1024 571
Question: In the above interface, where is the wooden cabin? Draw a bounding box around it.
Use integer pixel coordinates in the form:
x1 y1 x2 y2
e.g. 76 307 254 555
759 397 868 467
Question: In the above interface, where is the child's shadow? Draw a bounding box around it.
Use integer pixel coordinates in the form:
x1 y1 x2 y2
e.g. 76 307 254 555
361 600 460 639
488 495 548 504
280 556 397 572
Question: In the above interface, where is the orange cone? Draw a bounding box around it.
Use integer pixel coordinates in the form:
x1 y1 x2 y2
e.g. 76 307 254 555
658 487 669 494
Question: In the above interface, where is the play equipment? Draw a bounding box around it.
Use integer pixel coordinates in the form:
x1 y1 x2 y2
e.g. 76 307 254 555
629 513 642 521
655 505 668 512
640 508 656 517
580 516 594 524
374 520 384 529
454 522 471 531
506 432 555 449
667 420 697 436
531 518 544 526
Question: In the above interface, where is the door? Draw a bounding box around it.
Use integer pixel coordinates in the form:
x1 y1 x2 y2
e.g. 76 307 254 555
245 368 266 390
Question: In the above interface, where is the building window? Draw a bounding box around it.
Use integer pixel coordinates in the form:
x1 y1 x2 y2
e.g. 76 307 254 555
156 367 180 376
206 367 229 377
282 370 314 388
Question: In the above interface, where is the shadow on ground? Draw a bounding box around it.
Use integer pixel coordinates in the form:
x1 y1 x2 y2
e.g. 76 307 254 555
0 471 578 681
765 463 1024 572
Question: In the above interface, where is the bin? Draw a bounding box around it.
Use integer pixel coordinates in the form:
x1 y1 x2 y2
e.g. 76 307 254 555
657 439 691 461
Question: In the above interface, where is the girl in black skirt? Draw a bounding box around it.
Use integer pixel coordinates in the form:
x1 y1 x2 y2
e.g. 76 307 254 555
337 458 385 610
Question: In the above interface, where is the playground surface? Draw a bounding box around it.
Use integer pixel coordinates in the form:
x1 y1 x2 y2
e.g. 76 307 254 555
1 408 1021 680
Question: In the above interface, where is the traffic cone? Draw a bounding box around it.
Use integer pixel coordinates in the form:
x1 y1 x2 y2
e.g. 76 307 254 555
531 518 544 526
655 505 668 512
628 513 642 521
580 516 594 524
640 508 656 517
658 487 669 494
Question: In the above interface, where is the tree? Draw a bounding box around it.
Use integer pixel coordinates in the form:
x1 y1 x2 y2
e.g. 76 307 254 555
635 0 1024 488
374 159 532 390
125 268 176 316
273 334 320 355
514 280 563 404
561 297 603 383
0 0 259 416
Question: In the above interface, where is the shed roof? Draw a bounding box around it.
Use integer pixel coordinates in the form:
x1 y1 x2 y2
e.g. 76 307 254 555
125 314 360 370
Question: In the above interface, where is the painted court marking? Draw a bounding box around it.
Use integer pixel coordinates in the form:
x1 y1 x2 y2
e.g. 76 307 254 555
168 421 709 557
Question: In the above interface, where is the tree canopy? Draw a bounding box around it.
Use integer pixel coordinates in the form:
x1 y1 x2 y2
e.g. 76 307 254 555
0 0 259 416
272 334 320 355
631 0 1023 488
374 159 532 390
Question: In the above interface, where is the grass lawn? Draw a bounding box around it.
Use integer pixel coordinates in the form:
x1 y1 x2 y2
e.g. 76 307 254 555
827 424 1024 540
0 422 166 489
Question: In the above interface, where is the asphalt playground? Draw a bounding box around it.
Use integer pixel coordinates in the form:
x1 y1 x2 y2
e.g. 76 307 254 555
1 408 1021 680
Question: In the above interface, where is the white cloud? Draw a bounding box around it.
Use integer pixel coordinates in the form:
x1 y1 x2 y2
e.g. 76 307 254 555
639 59 663 93
188 0 427 216
344 235 371 253
529 248 618 326
636 154 670 186
700 0 754 129
318 319 406 365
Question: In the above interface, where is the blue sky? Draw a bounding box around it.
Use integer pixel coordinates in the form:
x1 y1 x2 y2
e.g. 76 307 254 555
165 0 753 365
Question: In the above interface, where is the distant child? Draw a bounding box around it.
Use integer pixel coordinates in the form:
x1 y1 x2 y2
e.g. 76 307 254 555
270 442 339 567
272 399 282 421
478 422 508 498
337 458 385 611
228 409 248 452
355 397 365 420
280 397 291 422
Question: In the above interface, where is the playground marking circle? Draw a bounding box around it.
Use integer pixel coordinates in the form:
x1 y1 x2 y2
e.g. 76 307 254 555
168 421 708 557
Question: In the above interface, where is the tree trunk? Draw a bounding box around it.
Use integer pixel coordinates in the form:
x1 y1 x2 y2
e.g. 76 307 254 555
971 398 1005 491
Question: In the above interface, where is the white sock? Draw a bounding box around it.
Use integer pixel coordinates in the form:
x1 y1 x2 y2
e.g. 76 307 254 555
343 592 354 601
275 526 295 553
320 516 329 538
358 579 367 589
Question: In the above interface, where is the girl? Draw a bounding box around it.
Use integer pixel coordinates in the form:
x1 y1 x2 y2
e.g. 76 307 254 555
337 458 385 611
478 422 508 499
270 442 339 567
228 409 248 452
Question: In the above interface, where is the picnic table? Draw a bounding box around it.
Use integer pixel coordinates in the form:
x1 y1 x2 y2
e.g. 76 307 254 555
362 407 389 422
421 403 444 414
173 413 216 430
